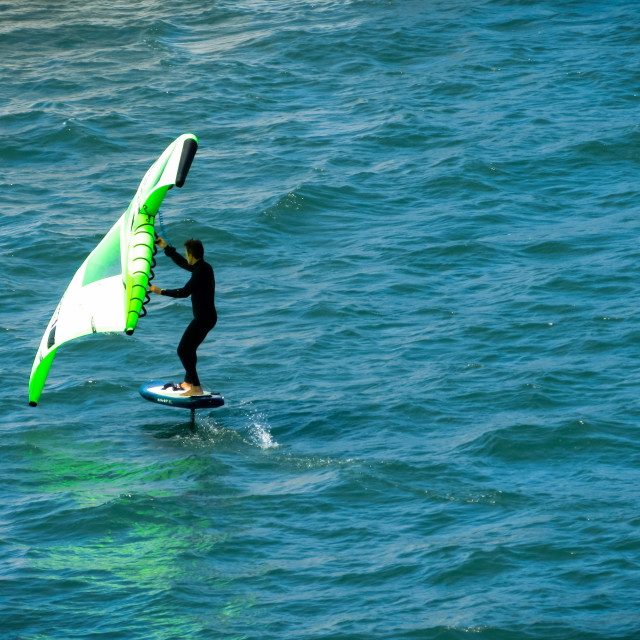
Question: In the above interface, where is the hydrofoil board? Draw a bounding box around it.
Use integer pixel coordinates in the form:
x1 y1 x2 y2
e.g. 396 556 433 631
139 381 224 410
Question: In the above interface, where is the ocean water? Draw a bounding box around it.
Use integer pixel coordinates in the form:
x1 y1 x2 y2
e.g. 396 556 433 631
2 0 640 638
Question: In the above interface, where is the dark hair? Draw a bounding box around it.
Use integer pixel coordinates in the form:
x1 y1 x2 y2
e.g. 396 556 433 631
184 238 204 260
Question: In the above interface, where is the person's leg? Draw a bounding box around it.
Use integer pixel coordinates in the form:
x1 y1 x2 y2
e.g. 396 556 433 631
177 320 213 393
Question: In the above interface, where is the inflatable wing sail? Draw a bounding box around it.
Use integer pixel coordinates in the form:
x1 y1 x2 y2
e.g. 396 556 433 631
29 133 198 406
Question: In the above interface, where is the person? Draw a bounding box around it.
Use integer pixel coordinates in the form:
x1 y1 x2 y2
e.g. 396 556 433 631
149 237 217 397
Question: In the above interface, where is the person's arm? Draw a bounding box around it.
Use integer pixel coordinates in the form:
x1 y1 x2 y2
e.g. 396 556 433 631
160 280 192 298
148 276 193 298
165 245 194 271
155 236 194 271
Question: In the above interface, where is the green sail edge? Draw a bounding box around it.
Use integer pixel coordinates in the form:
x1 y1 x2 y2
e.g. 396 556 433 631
28 350 57 406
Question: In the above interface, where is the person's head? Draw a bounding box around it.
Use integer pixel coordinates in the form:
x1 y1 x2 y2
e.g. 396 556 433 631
184 238 204 264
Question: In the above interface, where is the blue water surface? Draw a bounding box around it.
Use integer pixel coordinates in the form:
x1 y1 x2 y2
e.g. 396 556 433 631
1 1 640 638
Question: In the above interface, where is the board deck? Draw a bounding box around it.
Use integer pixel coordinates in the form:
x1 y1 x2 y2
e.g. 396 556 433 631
139 381 224 409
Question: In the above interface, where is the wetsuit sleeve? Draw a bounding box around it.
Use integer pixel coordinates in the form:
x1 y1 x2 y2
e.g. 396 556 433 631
164 245 194 272
160 276 193 299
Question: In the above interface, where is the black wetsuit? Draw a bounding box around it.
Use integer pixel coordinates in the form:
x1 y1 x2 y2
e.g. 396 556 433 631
160 245 217 387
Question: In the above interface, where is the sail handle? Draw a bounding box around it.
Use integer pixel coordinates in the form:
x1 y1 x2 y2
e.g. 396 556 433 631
139 243 158 318
141 208 169 318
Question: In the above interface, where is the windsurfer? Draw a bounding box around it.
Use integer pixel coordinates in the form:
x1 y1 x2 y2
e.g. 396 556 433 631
149 237 217 397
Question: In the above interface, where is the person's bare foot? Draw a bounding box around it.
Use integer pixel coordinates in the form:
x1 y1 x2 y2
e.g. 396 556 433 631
179 382 192 391
181 385 203 397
